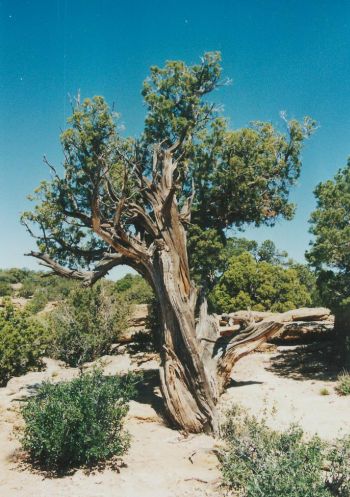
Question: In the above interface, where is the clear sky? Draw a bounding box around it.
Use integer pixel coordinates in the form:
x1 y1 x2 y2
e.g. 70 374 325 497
1 0 350 278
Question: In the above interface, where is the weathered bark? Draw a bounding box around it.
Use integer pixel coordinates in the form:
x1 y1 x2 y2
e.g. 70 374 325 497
26 144 319 434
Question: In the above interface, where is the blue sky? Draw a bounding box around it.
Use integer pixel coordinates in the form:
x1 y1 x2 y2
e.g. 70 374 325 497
0 0 350 278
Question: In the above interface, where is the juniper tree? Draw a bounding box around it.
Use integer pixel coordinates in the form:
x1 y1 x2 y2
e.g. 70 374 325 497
307 160 350 366
22 52 315 432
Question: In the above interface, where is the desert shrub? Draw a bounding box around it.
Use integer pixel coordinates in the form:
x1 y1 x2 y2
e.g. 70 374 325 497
20 369 136 470
26 288 49 314
114 274 153 304
0 281 12 296
15 271 78 300
0 301 49 386
336 371 350 396
49 285 130 367
0 268 30 285
326 435 350 495
18 278 37 298
221 405 350 497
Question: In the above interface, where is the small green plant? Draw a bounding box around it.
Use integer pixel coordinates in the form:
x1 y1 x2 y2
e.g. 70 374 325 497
320 387 330 396
336 370 350 396
20 369 137 471
0 301 49 386
220 405 350 497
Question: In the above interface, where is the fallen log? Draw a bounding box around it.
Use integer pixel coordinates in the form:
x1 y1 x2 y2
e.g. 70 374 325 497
215 307 334 349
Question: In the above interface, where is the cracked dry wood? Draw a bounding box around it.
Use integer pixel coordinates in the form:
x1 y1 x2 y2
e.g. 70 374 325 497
26 139 327 434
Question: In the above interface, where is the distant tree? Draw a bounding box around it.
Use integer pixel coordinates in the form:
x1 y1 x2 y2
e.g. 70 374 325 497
287 261 320 305
256 239 288 265
22 52 315 432
189 235 293 291
114 274 153 304
307 160 350 366
209 251 312 313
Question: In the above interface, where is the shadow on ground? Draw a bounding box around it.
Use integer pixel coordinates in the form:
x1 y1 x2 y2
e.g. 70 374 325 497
267 341 342 381
132 368 169 424
228 379 264 388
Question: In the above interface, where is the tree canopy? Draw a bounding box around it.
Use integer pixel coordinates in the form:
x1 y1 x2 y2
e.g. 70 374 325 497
22 52 315 285
307 159 350 365
21 52 316 432
307 160 350 309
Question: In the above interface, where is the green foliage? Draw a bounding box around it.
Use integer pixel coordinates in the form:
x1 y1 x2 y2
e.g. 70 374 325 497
187 225 226 288
0 301 49 386
0 268 31 285
25 288 49 314
188 233 317 302
326 435 350 496
256 239 288 264
22 53 315 290
114 274 153 304
0 268 76 302
113 274 161 352
209 251 312 313
307 160 350 366
20 369 136 471
288 260 321 304
49 285 130 367
190 116 316 233
0 281 12 296
221 405 350 497
307 160 350 273
20 273 77 301
336 371 350 396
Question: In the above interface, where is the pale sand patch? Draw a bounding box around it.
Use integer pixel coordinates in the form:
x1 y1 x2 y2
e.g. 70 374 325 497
1 345 349 496
0 357 221 497
222 345 350 440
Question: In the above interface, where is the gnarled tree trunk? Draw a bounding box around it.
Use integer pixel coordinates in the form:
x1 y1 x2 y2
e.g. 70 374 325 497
27 146 293 434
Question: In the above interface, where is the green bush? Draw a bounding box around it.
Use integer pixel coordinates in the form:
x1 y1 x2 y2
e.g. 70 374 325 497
221 405 350 497
26 288 49 314
0 281 12 296
336 371 350 396
114 274 154 304
209 252 312 314
20 369 136 470
0 301 49 386
326 435 350 496
49 284 130 367
0 268 30 285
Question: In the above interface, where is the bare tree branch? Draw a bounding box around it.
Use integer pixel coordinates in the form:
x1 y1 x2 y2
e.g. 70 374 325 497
25 251 128 286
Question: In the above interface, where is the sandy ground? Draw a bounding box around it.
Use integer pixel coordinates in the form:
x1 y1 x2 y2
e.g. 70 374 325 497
0 356 221 497
0 343 349 496
223 343 350 440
